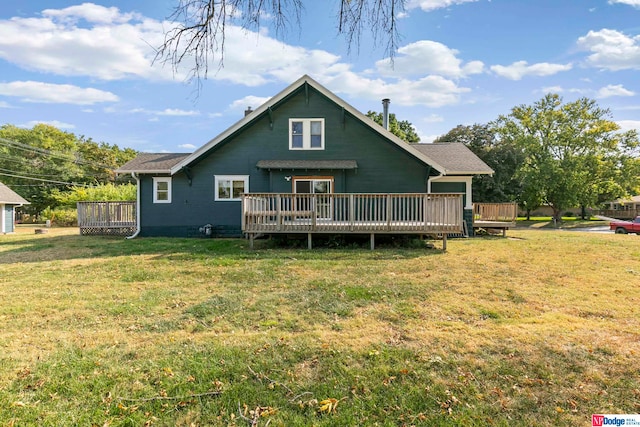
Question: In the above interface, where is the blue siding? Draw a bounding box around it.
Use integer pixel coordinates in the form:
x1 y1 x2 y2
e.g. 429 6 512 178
3 205 14 233
139 86 437 237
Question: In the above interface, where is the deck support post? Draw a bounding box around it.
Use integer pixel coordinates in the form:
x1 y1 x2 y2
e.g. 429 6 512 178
249 233 255 249
308 233 312 250
442 233 447 251
370 233 375 250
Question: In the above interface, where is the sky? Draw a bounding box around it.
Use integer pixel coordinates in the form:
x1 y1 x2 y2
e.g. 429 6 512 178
1 0 640 154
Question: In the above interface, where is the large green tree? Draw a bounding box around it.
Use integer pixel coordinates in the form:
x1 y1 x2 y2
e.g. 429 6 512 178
434 123 524 203
494 94 640 223
0 124 137 215
366 111 420 143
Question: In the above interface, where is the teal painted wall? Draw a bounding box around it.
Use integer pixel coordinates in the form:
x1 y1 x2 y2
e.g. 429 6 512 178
3 205 14 233
139 85 437 237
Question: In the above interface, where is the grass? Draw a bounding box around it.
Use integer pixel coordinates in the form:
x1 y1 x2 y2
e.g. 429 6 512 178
516 216 609 229
1 225 639 426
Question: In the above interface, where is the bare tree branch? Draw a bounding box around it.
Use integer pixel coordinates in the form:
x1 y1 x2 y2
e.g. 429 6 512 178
155 0 405 89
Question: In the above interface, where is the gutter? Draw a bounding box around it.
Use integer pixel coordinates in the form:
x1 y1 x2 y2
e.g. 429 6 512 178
125 172 141 239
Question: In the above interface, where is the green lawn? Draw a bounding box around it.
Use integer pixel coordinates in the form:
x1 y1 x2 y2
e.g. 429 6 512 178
1 226 639 426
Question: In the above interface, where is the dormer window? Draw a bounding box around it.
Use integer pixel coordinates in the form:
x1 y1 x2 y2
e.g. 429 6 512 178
289 118 324 150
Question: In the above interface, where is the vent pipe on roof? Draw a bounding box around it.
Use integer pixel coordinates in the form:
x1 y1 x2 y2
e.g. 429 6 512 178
244 106 253 117
382 98 390 130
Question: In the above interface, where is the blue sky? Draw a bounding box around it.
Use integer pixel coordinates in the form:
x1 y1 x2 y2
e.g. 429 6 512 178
1 0 640 153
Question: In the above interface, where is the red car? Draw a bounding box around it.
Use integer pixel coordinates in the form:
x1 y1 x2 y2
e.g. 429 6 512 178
610 216 640 234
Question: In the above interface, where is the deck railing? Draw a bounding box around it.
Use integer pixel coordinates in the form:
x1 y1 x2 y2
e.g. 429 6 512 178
77 201 136 235
242 193 464 234
473 202 518 222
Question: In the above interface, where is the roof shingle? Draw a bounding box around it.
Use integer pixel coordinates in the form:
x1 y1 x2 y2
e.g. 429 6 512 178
411 143 493 175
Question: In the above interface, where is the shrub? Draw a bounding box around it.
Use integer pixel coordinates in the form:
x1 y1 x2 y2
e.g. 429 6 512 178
41 207 78 227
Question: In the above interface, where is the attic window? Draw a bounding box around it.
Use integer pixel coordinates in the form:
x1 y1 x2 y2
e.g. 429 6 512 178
289 118 324 150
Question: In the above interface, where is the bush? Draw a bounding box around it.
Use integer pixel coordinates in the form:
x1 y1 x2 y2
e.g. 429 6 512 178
564 211 575 217
41 207 78 227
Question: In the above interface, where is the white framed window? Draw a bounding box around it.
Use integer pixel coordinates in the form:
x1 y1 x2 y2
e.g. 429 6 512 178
289 118 325 150
153 177 172 203
215 175 249 201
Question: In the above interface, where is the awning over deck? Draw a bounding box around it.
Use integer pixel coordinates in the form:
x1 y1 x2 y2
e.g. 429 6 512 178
256 160 358 170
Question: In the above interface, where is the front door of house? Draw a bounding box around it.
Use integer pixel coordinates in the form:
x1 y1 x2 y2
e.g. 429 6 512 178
293 177 333 219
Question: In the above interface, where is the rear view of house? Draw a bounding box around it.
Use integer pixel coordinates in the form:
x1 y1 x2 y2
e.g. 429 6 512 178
0 182 29 234
117 75 493 243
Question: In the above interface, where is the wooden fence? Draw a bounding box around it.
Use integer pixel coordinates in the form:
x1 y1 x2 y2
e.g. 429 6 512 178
77 201 136 236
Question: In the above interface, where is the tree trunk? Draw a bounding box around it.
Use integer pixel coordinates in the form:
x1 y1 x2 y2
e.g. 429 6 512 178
526 209 531 221
551 207 562 227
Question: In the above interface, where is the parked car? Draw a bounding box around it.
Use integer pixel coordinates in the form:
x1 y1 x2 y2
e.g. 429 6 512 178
610 216 640 234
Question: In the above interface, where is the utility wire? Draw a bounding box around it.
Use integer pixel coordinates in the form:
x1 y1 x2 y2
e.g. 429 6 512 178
0 171 90 186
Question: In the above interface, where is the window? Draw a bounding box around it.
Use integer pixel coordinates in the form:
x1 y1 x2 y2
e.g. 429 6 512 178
153 177 172 203
293 177 333 219
289 118 324 150
215 175 249 201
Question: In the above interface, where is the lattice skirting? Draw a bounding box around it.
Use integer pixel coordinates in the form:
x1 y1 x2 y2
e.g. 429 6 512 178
80 226 136 236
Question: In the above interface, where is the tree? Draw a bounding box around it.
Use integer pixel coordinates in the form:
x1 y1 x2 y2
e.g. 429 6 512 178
366 111 420 143
494 94 640 224
434 123 524 204
0 124 138 216
157 0 404 84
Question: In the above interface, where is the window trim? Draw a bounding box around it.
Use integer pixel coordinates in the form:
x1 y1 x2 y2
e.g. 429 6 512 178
152 177 172 204
214 175 249 202
289 118 325 150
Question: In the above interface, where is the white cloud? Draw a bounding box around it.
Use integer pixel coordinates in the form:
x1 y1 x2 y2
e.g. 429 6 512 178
323 72 470 107
126 107 200 116
608 0 640 8
407 0 479 12
42 3 144 24
617 120 640 132
157 109 200 116
178 143 197 150
577 29 640 71
20 120 76 129
422 114 444 123
229 95 271 111
490 61 572 80
597 84 635 98
375 40 484 78
0 3 168 81
0 101 14 108
0 81 119 104
0 4 474 110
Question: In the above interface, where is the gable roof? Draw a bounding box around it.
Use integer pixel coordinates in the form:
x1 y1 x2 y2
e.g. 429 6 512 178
412 143 494 175
116 153 190 174
167 75 451 175
0 182 30 205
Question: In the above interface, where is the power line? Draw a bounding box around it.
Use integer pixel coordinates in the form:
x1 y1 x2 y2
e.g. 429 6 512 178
0 136 117 169
0 171 90 186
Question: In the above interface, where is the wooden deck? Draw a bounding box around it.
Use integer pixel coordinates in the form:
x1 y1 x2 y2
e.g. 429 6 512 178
473 202 518 236
77 201 136 236
242 193 464 249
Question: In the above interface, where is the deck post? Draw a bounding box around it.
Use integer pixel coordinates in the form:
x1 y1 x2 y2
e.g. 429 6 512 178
249 233 255 249
442 233 447 251
370 233 375 250
308 233 312 250
386 194 392 231
349 194 354 231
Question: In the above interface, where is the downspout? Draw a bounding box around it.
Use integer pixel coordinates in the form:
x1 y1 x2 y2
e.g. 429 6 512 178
125 172 141 239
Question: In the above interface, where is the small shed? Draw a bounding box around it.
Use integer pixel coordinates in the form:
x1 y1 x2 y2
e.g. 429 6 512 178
0 182 30 234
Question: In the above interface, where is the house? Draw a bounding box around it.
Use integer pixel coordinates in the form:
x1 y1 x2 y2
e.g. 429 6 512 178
116 75 493 242
0 182 30 234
